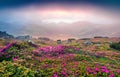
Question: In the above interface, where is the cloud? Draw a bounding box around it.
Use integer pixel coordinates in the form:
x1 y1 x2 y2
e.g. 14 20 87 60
0 4 120 40
1 5 119 24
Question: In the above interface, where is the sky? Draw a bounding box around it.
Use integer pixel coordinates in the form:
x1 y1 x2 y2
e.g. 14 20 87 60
0 0 120 40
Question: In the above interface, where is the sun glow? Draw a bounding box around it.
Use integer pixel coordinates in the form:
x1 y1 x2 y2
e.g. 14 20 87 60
52 10 68 16
37 8 115 24
40 10 87 23
10 6 118 24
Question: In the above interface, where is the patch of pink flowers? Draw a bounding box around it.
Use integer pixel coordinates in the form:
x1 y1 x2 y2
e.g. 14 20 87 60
117 69 120 74
86 65 112 75
109 73 114 77
53 73 58 77
12 56 18 61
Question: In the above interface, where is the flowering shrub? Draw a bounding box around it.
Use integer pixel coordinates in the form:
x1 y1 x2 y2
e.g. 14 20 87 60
0 42 33 62
0 61 36 77
0 41 120 77
38 45 66 55
110 42 120 51
86 64 120 77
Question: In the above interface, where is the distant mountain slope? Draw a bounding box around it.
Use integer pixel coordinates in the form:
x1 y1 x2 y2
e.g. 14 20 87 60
0 21 119 40
21 22 120 39
0 31 14 39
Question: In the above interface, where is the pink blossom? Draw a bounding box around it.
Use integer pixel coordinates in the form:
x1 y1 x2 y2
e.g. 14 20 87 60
86 67 93 73
53 73 58 77
93 72 97 75
95 67 99 72
0 48 3 52
101 69 106 73
105 69 109 73
117 69 120 74
63 63 67 67
101 66 107 69
109 73 114 77
61 71 66 75
82 60 86 63
5 43 13 49
95 64 99 67
61 68 67 76
75 48 80 51
13 57 18 61
74 62 78 65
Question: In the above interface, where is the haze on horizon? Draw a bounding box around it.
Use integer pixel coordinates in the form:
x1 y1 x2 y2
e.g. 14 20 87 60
0 0 120 40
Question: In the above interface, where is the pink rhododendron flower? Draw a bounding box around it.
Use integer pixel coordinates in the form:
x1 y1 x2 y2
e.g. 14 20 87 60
86 67 93 73
95 64 99 67
63 63 67 67
95 67 99 71
82 60 86 63
0 48 3 52
101 66 107 69
109 73 114 77
94 72 97 75
74 62 78 65
117 69 120 74
53 73 58 77
105 69 109 73
13 57 18 61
